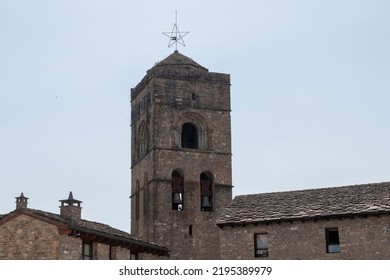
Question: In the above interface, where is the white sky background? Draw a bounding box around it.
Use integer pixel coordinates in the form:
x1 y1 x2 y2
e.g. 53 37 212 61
1 0 389 232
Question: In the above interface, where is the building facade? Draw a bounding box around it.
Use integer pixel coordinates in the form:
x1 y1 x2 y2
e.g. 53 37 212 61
0 193 168 260
217 182 390 259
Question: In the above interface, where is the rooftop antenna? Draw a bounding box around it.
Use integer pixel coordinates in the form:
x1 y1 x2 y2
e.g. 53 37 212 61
163 11 189 50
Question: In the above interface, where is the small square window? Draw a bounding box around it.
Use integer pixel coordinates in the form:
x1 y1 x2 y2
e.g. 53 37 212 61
254 233 269 258
326 228 340 253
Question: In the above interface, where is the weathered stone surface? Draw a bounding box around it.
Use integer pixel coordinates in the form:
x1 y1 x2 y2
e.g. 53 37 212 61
0 205 168 259
217 181 390 259
130 51 233 259
219 214 390 259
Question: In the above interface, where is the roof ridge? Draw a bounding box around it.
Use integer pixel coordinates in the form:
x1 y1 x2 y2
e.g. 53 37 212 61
236 181 390 198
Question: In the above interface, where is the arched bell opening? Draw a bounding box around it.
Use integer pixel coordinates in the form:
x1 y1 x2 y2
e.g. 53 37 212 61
172 169 184 211
200 171 213 212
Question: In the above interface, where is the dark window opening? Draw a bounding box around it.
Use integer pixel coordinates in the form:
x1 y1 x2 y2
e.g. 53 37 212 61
189 225 193 236
172 170 184 211
181 123 198 149
82 242 92 260
254 233 269 258
200 172 213 211
326 228 340 253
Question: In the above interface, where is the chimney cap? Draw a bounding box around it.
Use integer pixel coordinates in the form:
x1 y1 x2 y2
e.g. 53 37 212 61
15 192 28 200
15 192 29 209
59 191 82 207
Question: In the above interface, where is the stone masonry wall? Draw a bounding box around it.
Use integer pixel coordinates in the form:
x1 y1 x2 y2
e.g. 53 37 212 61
152 77 231 155
0 213 159 260
0 214 80 259
149 180 231 259
58 234 82 260
113 246 130 259
93 243 110 260
219 214 390 259
130 53 232 259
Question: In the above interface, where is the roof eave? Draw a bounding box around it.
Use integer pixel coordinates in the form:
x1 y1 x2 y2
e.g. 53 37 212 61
70 225 170 256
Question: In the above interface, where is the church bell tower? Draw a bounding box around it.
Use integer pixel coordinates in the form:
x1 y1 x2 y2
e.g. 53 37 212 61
130 51 232 259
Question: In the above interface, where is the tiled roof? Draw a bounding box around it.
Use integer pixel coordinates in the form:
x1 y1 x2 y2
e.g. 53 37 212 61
217 182 390 226
154 50 208 71
1 208 168 255
70 218 166 252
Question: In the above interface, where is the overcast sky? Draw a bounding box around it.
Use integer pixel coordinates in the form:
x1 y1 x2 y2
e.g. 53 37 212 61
1 0 389 232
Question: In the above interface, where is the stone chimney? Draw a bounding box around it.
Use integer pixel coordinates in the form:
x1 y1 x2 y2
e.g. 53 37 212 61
59 191 82 221
15 193 29 209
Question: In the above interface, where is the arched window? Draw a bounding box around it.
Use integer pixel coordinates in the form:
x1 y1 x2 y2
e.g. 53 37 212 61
181 123 198 149
172 170 184 211
175 112 209 150
200 172 213 211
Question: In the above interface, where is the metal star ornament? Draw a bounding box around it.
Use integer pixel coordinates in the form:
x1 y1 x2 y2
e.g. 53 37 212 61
163 11 189 50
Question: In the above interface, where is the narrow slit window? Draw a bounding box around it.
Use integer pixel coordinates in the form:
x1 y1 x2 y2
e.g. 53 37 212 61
189 225 193 236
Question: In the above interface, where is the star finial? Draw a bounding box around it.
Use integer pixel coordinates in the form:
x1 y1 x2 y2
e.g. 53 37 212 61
162 11 189 50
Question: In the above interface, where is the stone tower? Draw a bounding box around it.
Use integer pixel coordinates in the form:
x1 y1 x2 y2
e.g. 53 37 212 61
130 51 232 259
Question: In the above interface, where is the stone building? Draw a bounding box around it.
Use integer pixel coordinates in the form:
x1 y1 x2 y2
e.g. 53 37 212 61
2 51 389 260
217 182 390 259
0 192 168 260
130 50 233 259
130 50 390 260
